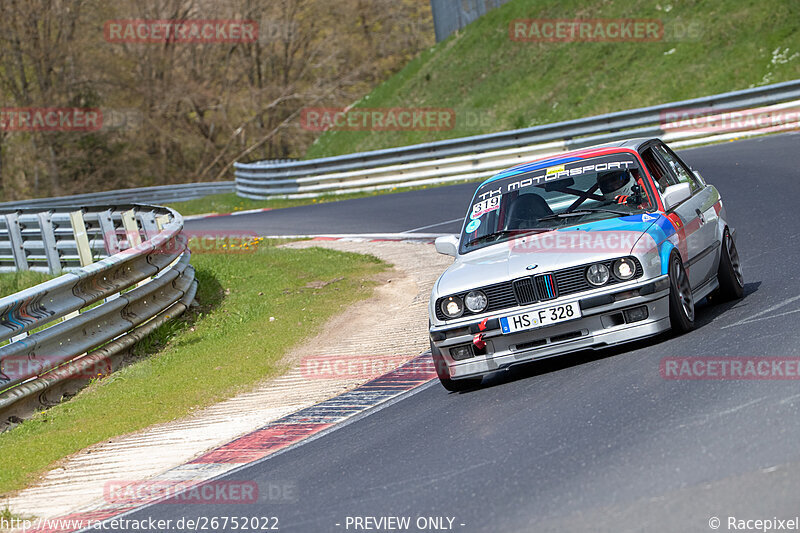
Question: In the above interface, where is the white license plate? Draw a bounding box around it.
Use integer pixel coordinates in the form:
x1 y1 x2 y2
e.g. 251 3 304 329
500 302 581 334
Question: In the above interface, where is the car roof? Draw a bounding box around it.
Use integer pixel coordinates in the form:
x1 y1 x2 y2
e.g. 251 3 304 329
478 137 657 187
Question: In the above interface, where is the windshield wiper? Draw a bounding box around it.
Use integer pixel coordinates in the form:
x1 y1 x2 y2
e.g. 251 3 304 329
464 229 544 247
538 208 629 222
464 230 518 247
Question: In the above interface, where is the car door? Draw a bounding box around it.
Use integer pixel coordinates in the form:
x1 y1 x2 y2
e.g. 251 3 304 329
650 142 719 289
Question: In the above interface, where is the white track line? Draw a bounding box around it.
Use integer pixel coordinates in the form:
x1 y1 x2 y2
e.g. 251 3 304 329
256 233 448 240
721 293 800 329
402 218 463 234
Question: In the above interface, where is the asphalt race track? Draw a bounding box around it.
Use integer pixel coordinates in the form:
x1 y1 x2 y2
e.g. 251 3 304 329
125 133 800 532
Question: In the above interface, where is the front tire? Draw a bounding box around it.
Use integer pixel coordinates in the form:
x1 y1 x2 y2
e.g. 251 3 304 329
430 339 482 392
714 228 744 301
668 252 695 333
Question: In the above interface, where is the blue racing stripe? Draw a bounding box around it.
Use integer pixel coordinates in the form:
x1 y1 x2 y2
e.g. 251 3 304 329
480 156 584 185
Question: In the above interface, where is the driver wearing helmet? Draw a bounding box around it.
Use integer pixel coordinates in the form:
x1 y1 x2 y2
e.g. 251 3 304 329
597 170 646 207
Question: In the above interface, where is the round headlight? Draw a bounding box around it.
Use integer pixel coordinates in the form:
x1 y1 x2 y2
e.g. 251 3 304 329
464 290 488 313
441 295 464 318
613 258 635 280
586 263 610 286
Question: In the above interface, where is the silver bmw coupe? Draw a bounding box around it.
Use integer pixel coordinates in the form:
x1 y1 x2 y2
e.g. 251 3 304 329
429 138 744 391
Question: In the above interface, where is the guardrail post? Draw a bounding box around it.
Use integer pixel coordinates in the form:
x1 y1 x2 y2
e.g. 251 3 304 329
98 208 124 301
121 209 150 288
97 209 121 256
65 211 94 321
140 211 160 241
37 212 62 275
153 214 183 274
4 213 28 271
121 209 142 248
69 210 94 267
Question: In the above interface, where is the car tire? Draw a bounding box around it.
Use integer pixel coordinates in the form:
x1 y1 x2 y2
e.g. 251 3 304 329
714 228 744 302
668 251 695 333
430 339 482 392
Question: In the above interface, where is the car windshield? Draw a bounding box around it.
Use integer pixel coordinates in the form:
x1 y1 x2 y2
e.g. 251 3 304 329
460 153 656 253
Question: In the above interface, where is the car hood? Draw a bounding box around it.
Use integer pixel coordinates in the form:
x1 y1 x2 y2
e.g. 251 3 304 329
437 214 665 296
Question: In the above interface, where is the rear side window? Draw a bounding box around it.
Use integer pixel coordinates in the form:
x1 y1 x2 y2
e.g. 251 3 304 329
641 147 675 192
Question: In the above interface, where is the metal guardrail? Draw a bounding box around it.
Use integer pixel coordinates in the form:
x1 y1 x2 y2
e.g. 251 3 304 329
0 82 794 416
5 81 797 210
234 79 800 199
430 0 512 42
0 204 196 414
0 182 234 210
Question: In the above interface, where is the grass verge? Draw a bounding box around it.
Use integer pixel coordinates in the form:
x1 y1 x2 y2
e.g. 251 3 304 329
307 0 799 158
0 272 53 298
0 239 386 496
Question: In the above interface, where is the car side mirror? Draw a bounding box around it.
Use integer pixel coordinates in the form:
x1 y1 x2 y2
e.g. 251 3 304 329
434 235 459 257
662 182 692 211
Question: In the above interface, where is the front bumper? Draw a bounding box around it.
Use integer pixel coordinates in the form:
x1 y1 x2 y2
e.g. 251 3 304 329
430 275 671 380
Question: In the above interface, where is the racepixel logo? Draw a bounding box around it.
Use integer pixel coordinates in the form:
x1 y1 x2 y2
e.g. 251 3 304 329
104 20 258 43
300 108 456 132
510 19 664 42
0 108 102 132
0 355 111 384
660 357 800 380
